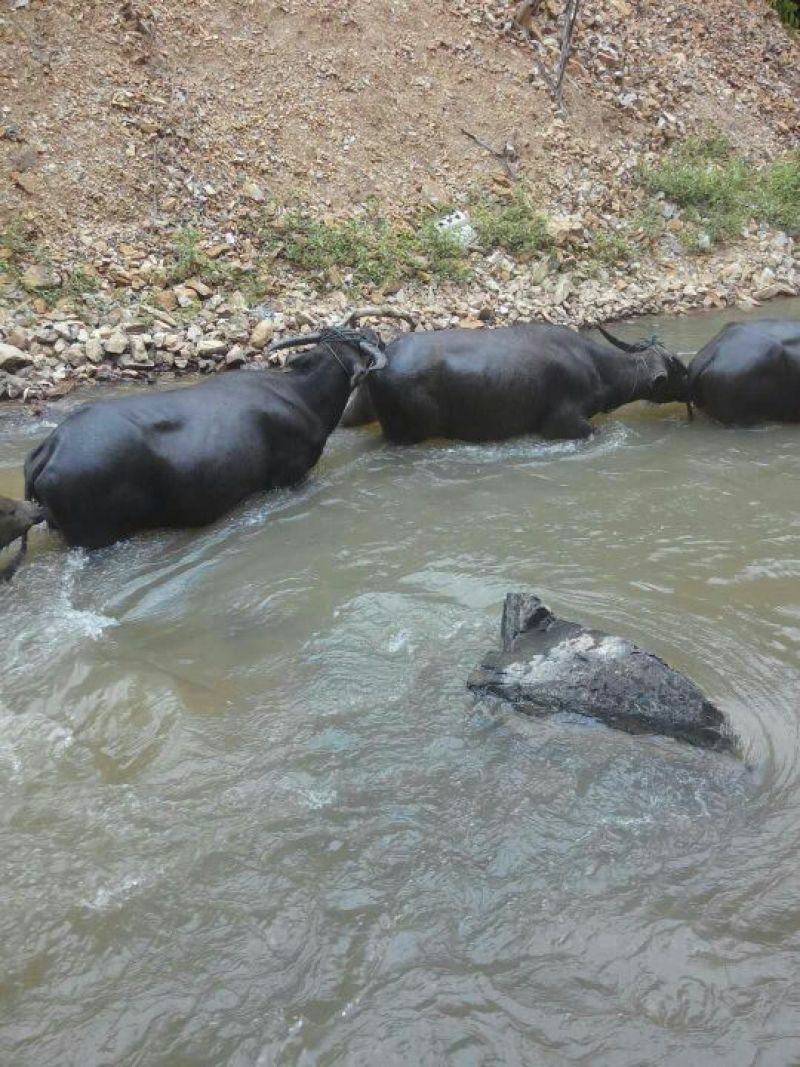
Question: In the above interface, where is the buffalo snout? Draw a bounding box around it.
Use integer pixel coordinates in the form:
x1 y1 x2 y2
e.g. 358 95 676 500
650 352 689 404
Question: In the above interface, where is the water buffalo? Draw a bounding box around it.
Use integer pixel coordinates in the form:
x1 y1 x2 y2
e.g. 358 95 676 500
341 323 689 444
468 593 733 750
688 319 800 425
0 497 43 582
24 326 385 550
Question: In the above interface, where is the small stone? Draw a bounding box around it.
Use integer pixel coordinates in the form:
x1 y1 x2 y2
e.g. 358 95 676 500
53 322 75 341
196 338 228 357
250 319 275 349
142 305 178 327
224 345 247 369
553 275 573 305
184 277 213 298
242 181 266 202
104 332 129 356
174 286 199 308
65 344 86 368
530 260 549 285
754 281 797 302
84 338 104 363
130 337 149 361
5 329 30 351
0 342 33 373
21 265 61 291
152 289 178 312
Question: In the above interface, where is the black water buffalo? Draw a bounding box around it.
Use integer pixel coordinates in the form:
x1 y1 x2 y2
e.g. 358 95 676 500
24 327 385 550
340 323 688 444
0 497 43 582
468 593 733 751
688 319 800 425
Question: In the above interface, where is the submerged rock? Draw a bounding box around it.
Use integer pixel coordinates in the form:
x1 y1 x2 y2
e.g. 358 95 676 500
468 593 734 751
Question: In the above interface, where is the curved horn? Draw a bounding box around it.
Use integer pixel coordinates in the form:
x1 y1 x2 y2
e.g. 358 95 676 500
359 340 387 371
266 332 324 354
338 306 417 331
596 325 647 353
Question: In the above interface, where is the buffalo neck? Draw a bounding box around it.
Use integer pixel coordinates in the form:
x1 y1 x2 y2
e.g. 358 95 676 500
590 344 661 411
284 343 359 433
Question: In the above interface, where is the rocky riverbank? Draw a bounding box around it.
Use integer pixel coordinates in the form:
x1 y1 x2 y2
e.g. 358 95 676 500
1 222 797 404
2 0 798 403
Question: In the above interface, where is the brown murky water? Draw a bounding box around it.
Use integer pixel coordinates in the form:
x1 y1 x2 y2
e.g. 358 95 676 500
1 302 799 1065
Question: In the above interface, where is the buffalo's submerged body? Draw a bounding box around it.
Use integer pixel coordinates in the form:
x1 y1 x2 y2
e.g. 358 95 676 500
25 330 383 549
342 323 689 444
689 319 800 425
468 593 733 751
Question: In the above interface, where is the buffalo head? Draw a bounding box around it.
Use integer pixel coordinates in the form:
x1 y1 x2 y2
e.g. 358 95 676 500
268 326 387 388
598 326 689 408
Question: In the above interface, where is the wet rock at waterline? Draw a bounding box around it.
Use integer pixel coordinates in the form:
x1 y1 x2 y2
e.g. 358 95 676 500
468 593 734 751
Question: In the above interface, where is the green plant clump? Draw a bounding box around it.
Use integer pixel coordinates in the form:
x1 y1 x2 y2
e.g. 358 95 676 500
771 0 799 28
758 155 800 233
263 187 555 290
168 226 211 284
470 186 554 260
265 209 469 288
641 137 800 251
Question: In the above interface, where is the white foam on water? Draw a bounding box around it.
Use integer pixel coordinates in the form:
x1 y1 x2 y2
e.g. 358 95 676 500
84 871 157 913
49 551 119 641
302 787 337 810
419 420 633 467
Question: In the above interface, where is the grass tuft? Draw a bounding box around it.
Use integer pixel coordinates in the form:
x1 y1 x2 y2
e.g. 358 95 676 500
470 186 554 260
263 207 469 288
260 186 554 289
640 138 800 250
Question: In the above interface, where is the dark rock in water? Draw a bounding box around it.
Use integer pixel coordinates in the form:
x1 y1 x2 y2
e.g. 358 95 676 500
468 593 734 751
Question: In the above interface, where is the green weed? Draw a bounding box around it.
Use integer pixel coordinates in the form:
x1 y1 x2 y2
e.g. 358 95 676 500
168 226 210 284
64 265 99 301
640 138 800 250
469 186 554 259
758 154 800 233
264 208 470 288
588 229 635 266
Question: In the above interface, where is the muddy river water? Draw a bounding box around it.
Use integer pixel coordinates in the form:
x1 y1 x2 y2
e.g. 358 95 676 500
1 302 799 1065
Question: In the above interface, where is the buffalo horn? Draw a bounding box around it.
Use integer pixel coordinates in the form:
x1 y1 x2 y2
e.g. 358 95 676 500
596 325 649 353
266 332 324 354
359 340 387 371
339 306 418 331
